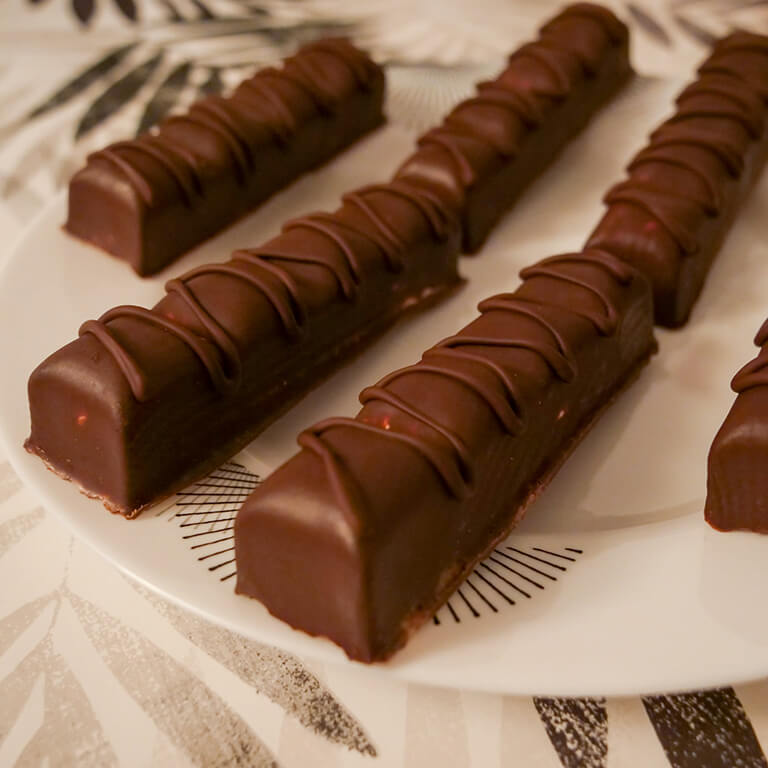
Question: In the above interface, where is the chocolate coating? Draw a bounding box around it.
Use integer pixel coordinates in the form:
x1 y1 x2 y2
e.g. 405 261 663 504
586 32 768 328
235 250 656 662
26 179 461 516
65 39 386 276
706 319 768 533
395 3 632 253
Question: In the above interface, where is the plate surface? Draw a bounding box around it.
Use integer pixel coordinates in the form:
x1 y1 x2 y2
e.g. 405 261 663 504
3 76 768 697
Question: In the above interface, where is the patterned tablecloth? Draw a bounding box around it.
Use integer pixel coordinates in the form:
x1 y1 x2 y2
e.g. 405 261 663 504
2 1 768 766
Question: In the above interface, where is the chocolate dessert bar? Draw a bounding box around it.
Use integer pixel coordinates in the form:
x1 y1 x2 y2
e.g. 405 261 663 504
26 179 461 516
235 250 656 662
706 318 768 532
396 3 632 253
65 38 385 276
587 32 768 328
26 6 636 516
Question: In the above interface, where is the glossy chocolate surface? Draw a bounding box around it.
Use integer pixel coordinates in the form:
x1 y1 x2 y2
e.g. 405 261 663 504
396 3 632 253
235 250 656 662
27 179 461 516
65 38 386 276
28 3 635 519
706 319 768 532
587 32 768 328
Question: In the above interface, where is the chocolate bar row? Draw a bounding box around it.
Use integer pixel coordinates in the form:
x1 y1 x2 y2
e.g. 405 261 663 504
394 1 632 252
28 180 461 516
66 39 386 276
587 32 768 327
27 4 632 516
234 30 768 660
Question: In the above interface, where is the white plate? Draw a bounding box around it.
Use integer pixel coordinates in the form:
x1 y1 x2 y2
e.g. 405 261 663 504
3 76 768 697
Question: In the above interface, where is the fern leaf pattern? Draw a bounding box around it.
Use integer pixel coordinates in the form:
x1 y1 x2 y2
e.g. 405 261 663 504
75 52 164 139
0 644 46 749
0 595 53 657
67 591 280 767
25 45 137 121
133 582 376 755
0 510 45 560
136 60 191 135
16 638 117 767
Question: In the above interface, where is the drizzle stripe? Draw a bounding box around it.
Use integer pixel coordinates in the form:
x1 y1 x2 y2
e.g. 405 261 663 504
79 181 452 399
82 39 378 207
296 250 635 515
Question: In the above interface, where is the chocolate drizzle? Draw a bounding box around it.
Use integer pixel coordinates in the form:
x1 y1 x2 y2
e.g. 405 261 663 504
79 305 239 401
539 3 628 45
674 78 764 139
86 38 378 204
34 5 633 519
706 314 768 533
31 165 461 514
66 38 386 277
700 32 768 99
297 249 634 508
603 34 768 233
603 182 703 255
234 246 655 661
395 3 630 208
587 30 768 327
627 146 723 215
76 179 455 404
731 319 768 393
106 139 202 206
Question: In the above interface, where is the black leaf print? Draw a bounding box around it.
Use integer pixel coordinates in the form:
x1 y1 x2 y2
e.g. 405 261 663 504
76 51 164 140
68 591 280 767
112 0 138 22
133 583 377 755
17 639 117 767
199 67 224 96
155 0 183 21
136 61 191 135
643 688 768 768
72 0 95 25
534 697 608 768
673 14 718 47
26 44 136 121
190 0 216 20
626 3 673 46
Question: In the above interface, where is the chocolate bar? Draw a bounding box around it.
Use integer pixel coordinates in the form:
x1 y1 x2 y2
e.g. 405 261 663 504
396 3 632 253
586 32 768 328
28 7 636 517
706 319 768 532
26 179 461 516
235 250 656 662
65 38 385 276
